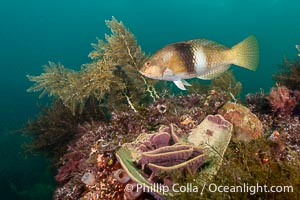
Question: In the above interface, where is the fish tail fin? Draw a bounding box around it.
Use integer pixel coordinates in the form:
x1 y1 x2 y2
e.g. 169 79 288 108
231 35 259 71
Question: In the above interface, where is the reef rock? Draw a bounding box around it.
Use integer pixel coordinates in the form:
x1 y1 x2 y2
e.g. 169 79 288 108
218 102 263 143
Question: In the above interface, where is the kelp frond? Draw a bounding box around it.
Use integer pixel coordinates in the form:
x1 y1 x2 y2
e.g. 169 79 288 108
27 17 158 114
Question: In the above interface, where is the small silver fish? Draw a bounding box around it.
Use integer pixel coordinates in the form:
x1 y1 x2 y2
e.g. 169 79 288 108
296 44 300 56
139 35 259 90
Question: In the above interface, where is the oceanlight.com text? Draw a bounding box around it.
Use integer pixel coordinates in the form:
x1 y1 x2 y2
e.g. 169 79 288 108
124 182 294 195
208 183 293 195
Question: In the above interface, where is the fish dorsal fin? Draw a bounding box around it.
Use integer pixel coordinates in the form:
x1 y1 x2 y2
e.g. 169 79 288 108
193 39 229 50
197 65 230 80
173 80 187 90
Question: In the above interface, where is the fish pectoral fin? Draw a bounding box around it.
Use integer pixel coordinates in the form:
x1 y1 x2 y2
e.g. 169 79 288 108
181 80 192 86
173 80 187 90
163 68 174 77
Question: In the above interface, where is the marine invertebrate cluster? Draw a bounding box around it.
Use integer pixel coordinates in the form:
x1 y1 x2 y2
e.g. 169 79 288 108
49 91 229 200
29 89 300 200
246 91 300 158
116 115 232 198
81 155 126 200
53 120 126 200
272 116 300 157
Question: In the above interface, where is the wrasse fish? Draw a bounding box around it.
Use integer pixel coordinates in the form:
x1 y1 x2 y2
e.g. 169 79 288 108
139 35 259 90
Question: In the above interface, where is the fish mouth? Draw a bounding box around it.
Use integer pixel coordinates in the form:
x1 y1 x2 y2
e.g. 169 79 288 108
139 69 159 80
138 69 146 76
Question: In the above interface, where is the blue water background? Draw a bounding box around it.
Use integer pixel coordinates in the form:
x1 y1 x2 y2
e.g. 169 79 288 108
0 0 299 199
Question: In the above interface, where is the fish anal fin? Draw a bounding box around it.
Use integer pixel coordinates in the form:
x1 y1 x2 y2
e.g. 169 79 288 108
173 80 187 90
182 80 192 86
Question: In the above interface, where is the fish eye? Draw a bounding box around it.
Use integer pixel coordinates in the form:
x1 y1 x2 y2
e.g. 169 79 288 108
145 62 150 67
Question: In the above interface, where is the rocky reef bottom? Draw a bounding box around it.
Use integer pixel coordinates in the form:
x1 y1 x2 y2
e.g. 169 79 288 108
50 90 300 200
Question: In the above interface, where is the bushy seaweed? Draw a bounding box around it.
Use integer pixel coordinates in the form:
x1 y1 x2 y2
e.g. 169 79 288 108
188 70 242 99
26 62 82 114
23 97 107 163
273 57 300 91
27 17 157 115
168 138 300 200
211 70 242 98
207 139 300 200
24 17 160 167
